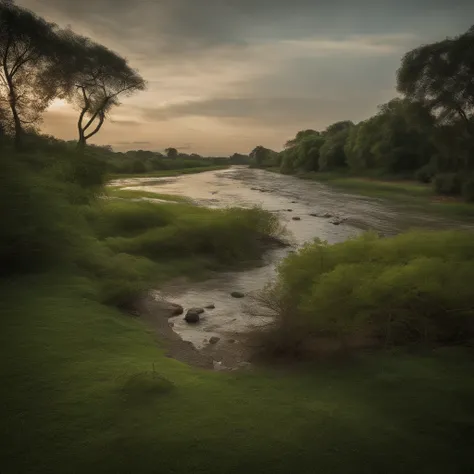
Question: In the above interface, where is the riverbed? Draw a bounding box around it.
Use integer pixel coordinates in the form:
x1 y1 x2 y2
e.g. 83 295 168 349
111 166 463 351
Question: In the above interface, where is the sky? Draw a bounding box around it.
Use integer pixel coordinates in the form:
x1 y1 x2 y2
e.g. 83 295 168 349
16 0 474 155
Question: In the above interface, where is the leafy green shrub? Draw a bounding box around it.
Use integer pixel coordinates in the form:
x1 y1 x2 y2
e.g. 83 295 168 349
461 176 474 202
262 231 474 354
433 173 462 195
415 164 435 183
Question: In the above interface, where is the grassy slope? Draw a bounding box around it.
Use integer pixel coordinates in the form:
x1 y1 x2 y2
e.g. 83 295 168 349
108 165 229 180
273 170 474 219
1 275 473 474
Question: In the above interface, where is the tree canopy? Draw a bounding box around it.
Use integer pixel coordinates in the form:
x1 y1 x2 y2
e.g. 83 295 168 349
0 1 63 148
57 31 146 147
397 25 474 137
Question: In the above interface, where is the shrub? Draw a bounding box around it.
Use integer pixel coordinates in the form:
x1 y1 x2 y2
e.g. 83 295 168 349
260 231 474 355
433 173 462 195
415 164 435 183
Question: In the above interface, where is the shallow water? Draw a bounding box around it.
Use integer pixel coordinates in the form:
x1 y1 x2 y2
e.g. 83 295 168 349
111 166 464 348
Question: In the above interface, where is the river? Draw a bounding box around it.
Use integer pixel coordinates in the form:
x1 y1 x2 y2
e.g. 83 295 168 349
111 166 464 351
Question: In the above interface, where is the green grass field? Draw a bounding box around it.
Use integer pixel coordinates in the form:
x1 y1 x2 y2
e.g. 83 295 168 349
1 274 473 474
108 165 229 180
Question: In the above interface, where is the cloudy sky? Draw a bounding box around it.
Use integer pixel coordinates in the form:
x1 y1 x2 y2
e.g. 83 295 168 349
17 0 474 155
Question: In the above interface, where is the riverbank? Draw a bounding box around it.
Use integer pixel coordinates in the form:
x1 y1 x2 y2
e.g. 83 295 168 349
266 168 474 220
1 273 473 474
108 164 230 180
3 165 474 473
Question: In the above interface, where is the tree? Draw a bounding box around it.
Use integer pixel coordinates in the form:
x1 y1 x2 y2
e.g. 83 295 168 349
229 153 249 164
250 145 277 167
345 99 435 174
397 25 474 137
0 2 62 149
59 31 146 148
324 120 353 136
319 129 351 171
165 147 178 159
285 129 319 148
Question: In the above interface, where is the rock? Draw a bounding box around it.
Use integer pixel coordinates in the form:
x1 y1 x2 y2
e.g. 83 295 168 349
205 303 215 309
309 213 319 217
291 200 297 203
184 310 201 324
322 212 333 218
292 217 301 221
231 291 245 298
209 336 220 345
188 307 205 315
287 209 293 212
213 360 227 371
169 303 184 317
332 221 341 226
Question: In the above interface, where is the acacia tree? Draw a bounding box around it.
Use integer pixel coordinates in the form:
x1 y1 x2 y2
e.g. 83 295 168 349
59 32 146 148
0 1 61 149
397 25 474 136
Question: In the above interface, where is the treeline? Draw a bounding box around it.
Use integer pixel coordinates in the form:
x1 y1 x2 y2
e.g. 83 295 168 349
251 25 474 201
8 132 248 175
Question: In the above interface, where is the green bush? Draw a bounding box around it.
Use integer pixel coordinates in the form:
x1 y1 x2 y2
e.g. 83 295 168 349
263 231 474 354
415 164 435 183
433 173 462 195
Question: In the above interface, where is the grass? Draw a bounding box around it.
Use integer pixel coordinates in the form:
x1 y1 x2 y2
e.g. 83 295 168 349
77 198 285 307
108 165 229 180
107 188 191 203
289 171 474 220
1 274 473 474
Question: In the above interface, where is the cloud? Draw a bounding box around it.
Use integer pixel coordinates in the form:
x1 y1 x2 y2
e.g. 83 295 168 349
139 95 380 130
16 0 474 155
109 118 142 126
114 140 152 146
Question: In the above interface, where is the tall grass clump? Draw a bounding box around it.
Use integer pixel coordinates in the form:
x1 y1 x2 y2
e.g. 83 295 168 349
88 201 285 267
260 231 474 356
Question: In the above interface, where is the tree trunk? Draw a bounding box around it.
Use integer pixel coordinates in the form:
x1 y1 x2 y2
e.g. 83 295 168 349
6 80 23 151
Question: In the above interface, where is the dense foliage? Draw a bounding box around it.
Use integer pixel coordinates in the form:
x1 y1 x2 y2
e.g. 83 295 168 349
254 25 474 201
261 231 474 355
